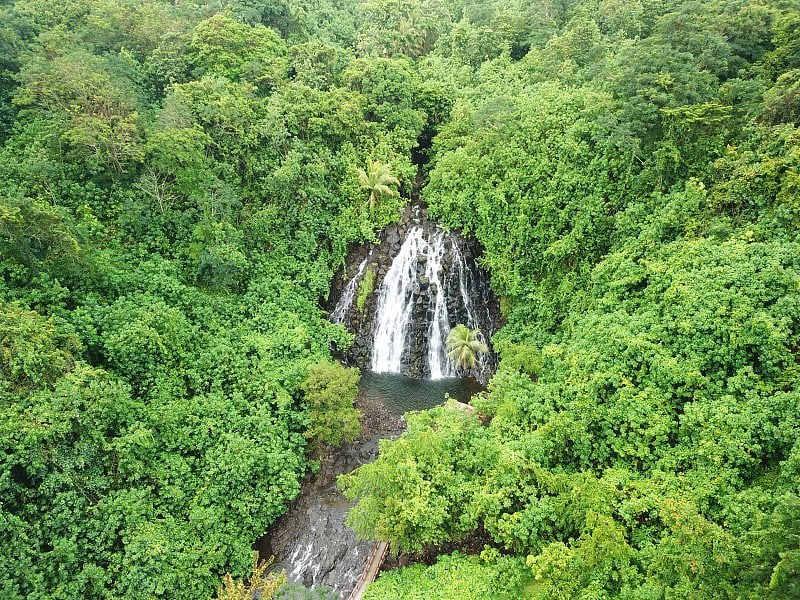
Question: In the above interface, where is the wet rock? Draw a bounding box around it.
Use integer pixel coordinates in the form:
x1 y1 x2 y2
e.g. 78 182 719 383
325 203 501 383
264 393 405 598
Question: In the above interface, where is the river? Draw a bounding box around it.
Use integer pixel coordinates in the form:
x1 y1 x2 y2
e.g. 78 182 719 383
261 372 483 598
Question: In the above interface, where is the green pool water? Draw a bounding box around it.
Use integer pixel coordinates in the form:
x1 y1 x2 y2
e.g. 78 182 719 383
359 371 484 414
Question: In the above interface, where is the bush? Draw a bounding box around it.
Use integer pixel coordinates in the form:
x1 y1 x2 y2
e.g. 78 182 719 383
300 360 362 448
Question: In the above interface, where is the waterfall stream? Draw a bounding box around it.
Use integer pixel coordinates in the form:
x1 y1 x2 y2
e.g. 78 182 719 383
370 222 494 380
331 257 367 324
270 209 499 597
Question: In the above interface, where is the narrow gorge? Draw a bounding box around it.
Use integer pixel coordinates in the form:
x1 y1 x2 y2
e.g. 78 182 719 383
265 203 500 597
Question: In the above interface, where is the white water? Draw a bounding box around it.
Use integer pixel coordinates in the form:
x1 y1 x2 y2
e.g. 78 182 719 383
371 224 489 379
425 231 451 378
331 257 368 324
451 239 492 364
289 541 320 584
371 227 428 374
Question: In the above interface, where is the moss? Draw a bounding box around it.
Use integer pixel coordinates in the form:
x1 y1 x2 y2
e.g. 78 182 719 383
356 269 376 313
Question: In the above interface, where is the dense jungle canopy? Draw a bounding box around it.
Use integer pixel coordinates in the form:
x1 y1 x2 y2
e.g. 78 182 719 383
0 0 799 598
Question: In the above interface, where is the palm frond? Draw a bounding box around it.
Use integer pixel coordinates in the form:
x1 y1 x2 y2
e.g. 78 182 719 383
445 324 487 371
356 160 400 209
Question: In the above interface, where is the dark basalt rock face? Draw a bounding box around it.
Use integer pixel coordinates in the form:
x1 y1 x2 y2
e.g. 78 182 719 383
328 204 501 383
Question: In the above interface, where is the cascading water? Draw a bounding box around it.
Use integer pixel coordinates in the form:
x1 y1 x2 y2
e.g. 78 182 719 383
370 222 495 380
331 257 367 324
370 227 430 374
450 239 494 372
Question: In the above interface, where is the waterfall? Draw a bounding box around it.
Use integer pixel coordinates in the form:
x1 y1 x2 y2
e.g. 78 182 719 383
331 257 368 324
370 224 493 380
370 228 427 374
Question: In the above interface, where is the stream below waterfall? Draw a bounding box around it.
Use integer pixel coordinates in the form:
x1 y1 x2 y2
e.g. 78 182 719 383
262 401 398 597
262 375 484 598
263 203 498 598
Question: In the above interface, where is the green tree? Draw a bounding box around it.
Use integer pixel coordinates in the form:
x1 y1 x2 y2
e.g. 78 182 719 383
762 69 800 126
188 14 287 90
0 195 84 275
14 49 143 173
364 552 530 599
339 406 484 553
356 159 400 212
300 360 361 448
356 0 451 58
446 324 488 371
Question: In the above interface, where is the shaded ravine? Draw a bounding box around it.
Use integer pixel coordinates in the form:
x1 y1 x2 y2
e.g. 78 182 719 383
261 392 405 598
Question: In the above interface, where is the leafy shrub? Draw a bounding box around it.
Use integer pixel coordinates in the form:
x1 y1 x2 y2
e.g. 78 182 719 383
300 360 361 448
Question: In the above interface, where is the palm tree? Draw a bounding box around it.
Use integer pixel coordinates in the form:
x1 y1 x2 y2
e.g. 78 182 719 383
445 324 488 371
357 160 400 211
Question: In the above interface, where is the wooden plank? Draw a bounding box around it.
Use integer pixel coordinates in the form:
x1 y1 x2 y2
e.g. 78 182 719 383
347 541 389 600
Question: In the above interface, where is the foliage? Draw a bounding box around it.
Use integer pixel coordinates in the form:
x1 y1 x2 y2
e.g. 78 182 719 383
356 269 375 313
445 324 488 371
339 405 485 552
2 0 800 598
356 0 452 58
216 554 286 600
364 552 530 599
299 360 361 448
188 14 287 91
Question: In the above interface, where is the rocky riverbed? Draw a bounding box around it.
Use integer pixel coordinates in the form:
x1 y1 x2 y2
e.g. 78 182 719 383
260 389 405 598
